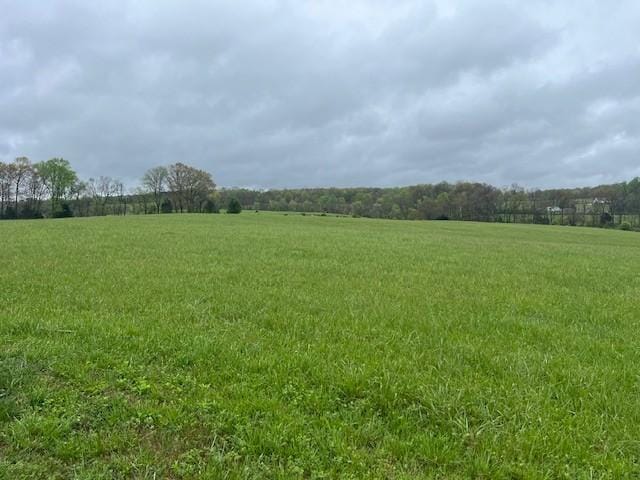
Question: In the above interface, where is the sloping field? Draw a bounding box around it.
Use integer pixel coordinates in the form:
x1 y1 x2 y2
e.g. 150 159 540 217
1 214 639 478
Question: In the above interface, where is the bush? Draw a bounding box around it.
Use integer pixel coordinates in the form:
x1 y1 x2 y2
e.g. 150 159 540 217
600 212 613 226
53 202 73 218
21 207 43 219
227 198 242 214
3 206 17 219
202 199 219 214
620 222 632 231
160 198 173 214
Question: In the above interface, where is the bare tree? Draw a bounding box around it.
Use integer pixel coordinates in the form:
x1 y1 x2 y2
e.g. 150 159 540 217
115 181 127 215
0 161 12 217
142 166 168 214
24 166 47 218
167 163 188 213
133 186 152 214
69 181 89 217
12 157 32 217
1 162 18 217
88 176 119 215
167 163 215 213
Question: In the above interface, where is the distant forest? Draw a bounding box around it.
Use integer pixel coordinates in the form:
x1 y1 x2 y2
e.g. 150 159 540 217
1 157 640 230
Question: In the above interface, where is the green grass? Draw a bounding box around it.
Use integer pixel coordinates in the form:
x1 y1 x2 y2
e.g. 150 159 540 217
1 213 639 479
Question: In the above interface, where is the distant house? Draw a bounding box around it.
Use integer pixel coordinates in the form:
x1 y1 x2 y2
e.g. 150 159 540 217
574 198 610 214
546 206 562 213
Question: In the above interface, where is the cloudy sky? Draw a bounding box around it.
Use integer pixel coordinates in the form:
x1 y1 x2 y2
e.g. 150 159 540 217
1 1 639 189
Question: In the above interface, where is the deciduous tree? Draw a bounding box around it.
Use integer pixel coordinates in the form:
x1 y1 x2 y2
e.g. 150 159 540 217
167 163 215 213
35 158 78 216
142 166 168 214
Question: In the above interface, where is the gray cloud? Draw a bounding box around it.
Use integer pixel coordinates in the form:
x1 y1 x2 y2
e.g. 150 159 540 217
1 0 639 189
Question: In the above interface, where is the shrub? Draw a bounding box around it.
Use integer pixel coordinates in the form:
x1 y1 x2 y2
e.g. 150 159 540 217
21 207 43 219
160 198 173 214
202 199 219 214
227 198 242 214
600 212 613 226
53 202 73 218
620 222 632 231
3 207 17 219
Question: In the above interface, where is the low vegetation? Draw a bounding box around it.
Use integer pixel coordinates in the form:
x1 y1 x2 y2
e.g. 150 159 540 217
1 213 639 478
2 156 640 230
219 181 640 228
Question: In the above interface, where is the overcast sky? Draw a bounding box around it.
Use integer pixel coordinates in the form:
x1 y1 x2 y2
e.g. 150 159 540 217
1 1 639 189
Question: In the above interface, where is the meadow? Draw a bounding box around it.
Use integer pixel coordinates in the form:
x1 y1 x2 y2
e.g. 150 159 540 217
1 213 639 479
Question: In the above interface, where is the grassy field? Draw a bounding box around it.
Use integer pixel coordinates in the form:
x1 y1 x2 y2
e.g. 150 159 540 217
1 213 639 479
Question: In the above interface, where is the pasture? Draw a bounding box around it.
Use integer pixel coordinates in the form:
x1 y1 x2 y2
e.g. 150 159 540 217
1 213 639 478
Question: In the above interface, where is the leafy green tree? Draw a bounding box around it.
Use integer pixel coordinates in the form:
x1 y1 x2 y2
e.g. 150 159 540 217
36 158 77 216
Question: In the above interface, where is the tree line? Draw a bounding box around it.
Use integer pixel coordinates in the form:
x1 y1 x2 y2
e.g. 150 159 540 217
219 180 640 229
0 157 223 219
2 156 639 230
